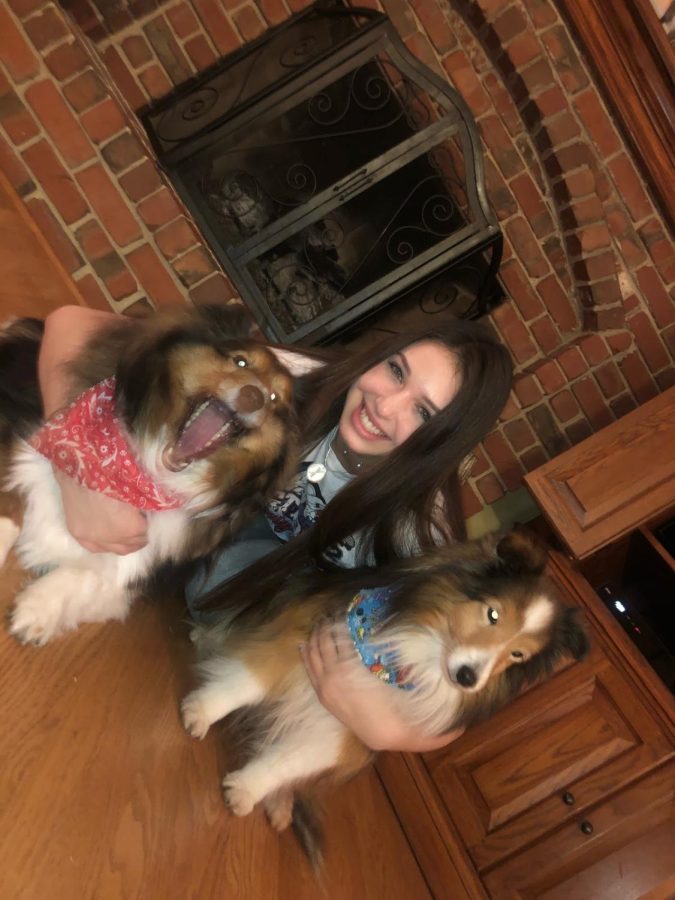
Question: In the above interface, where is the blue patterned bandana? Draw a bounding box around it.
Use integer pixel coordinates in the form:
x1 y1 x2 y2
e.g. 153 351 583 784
346 586 414 691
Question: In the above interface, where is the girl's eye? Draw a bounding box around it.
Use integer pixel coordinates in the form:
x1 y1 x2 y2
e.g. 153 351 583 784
511 650 524 660
418 406 431 423
487 607 499 625
387 359 403 382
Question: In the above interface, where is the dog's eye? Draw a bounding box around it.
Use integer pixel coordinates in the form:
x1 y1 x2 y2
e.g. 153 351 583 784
234 356 247 368
487 607 499 625
511 650 524 660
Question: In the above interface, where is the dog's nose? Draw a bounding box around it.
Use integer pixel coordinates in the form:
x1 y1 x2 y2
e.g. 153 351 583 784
234 384 265 413
456 665 477 688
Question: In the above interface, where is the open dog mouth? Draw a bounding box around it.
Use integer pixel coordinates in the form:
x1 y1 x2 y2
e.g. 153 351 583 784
163 397 245 471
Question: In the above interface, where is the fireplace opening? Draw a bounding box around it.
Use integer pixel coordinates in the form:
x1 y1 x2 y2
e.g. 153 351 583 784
143 0 504 344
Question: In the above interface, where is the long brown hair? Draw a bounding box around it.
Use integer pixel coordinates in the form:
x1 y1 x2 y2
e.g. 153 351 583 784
201 318 513 609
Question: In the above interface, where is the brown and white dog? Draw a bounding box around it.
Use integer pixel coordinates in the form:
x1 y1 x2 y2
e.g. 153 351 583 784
182 528 589 865
0 304 307 645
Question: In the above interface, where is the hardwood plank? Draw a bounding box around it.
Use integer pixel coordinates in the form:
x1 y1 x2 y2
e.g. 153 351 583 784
0 493 430 900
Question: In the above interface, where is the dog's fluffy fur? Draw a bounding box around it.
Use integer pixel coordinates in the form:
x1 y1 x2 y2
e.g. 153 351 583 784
0 305 302 645
183 528 589 866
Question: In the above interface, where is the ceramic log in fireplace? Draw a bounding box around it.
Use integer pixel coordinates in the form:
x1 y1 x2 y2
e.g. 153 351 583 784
142 0 503 344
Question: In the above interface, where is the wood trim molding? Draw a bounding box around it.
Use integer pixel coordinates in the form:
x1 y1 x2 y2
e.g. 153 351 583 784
558 0 675 231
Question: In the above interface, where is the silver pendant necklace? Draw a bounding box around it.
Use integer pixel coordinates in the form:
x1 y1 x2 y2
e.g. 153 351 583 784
306 439 362 483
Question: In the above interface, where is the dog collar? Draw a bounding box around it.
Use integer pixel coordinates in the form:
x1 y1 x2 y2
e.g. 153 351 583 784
30 377 182 512
346 586 414 690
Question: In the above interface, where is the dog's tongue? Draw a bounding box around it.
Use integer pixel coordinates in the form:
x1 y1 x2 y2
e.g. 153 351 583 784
173 400 233 462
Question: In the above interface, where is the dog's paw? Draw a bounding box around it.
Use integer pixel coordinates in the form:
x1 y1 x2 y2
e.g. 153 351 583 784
9 585 65 646
181 692 211 739
222 772 256 817
0 518 20 568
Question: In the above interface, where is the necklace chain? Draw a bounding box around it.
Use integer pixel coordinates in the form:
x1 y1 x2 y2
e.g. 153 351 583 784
306 436 361 483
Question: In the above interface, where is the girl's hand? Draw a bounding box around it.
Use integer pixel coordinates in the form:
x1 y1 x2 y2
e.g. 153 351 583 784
55 470 148 555
300 619 465 753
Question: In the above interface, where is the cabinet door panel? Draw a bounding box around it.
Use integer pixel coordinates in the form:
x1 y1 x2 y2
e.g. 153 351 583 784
483 761 675 900
429 659 672 870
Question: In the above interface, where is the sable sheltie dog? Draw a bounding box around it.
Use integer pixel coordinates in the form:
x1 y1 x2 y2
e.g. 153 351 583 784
182 528 588 865
0 304 304 645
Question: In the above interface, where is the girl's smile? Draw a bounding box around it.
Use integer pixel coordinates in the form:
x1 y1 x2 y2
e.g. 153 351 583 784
338 340 462 457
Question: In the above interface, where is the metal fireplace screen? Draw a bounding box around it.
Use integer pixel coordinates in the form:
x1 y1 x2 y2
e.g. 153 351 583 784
143 0 503 344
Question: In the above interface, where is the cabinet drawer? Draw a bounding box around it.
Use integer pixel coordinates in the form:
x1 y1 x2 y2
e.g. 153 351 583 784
482 760 675 899
428 657 672 870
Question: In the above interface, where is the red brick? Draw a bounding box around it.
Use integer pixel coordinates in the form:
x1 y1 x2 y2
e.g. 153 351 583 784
635 266 675 329
0 134 33 194
118 159 163 202
144 16 192 85
550 389 580 423
627 311 670 371
607 153 653 222
126 244 185 307
192 0 240 55
189 271 234 306
663 323 675 359
101 131 146 173
122 35 153 68
504 217 549 279
43 39 91 81
22 7 68 51
556 345 588 379
0 7 40 82
509 172 552 239
498 393 521 424
527 403 568 457
484 157 518 221
184 34 217 70
542 235 570 288
618 351 658 404
25 80 94 167
656 368 675 390
410 0 456 52
532 359 566 394
493 5 528 43
519 57 555 95
507 32 541 68
443 50 491 116
22 139 88 223
491 302 538 364
7 0 45 16
530 315 562 354
594 360 624 398
404 33 444 79
75 272 114 311
533 85 567 121
139 64 172 100
545 111 581 147
638 218 675 269
475 471 504 504
519 445 548 472
578 333 610 366
484 430 525 491
171 246 216 286
584 306 626 331
76 164 142 246
63 69 107 113
75 219 114 260
123 298 156 317
482 72 521 136
105 265 138 300
513 373 543 408
138 187 183 231
80 98 127 144
0 90 39 144
101 47 146 112
503 417 536 452
565 418 593 446
536 274 577 332
562 196 605 229
561 167 596 200
479 114 524 179
609 393 637 419
461 481 483 518
500 258 544 321
540 25 588 93
167 2 201 37
574 251 617 282
25 196 82 274
154 216 199 259
573 88 621 157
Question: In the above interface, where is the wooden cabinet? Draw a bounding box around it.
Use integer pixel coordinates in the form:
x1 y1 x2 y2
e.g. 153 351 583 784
523 386 675 560
377 551 675 900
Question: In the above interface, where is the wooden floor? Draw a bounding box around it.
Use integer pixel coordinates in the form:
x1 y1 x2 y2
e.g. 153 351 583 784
0 489 431 900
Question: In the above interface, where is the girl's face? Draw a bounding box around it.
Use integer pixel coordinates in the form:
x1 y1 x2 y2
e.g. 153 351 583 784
338 340 461 457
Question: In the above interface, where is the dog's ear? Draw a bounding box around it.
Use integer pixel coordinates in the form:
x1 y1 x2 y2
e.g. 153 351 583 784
495 526 548 576
269 347 326 377
559 607 591 661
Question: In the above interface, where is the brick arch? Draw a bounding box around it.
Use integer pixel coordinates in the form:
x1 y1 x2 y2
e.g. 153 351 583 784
446 0 629 335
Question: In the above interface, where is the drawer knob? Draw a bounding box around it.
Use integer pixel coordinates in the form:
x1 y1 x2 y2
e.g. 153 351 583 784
580 820 594 835
562 791 575 805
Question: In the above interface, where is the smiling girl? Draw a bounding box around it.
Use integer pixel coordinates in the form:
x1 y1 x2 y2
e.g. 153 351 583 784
38 306 513 752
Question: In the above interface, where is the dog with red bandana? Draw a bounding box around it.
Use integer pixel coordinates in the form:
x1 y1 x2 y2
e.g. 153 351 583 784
0 305 305 645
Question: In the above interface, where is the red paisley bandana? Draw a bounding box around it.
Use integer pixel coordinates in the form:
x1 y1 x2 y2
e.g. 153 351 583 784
29 377 182 511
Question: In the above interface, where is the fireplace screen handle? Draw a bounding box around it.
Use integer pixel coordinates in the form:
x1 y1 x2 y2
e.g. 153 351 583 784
338 175 373 203
333 168 368 195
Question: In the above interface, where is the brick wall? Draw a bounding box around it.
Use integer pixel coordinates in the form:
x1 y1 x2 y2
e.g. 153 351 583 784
0 0 673 516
